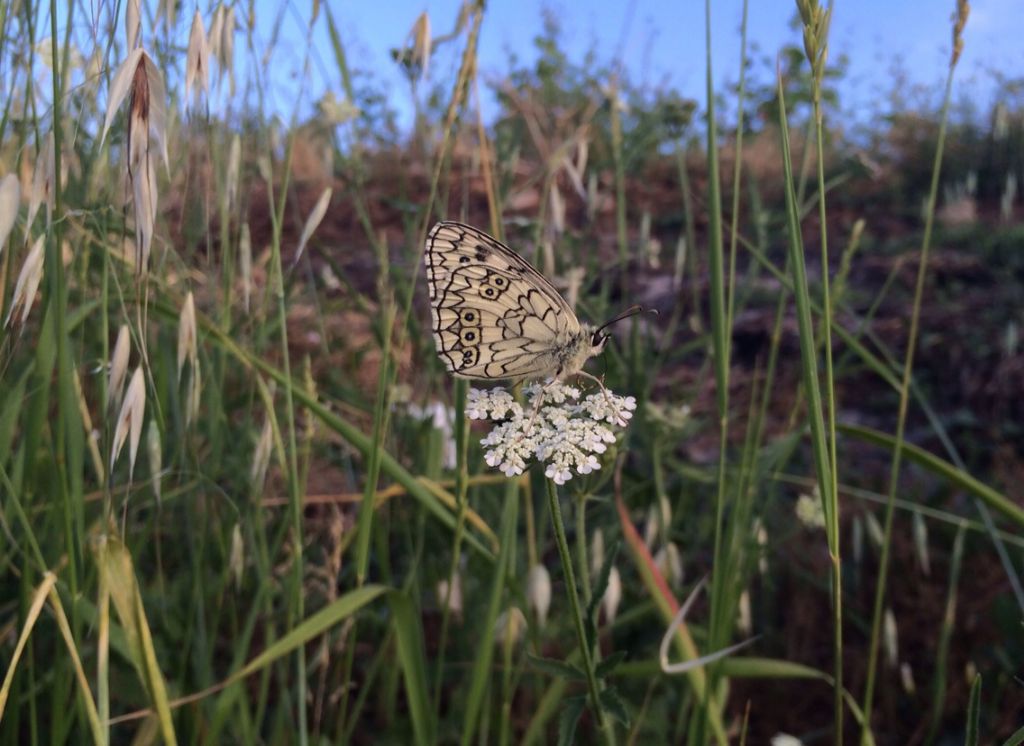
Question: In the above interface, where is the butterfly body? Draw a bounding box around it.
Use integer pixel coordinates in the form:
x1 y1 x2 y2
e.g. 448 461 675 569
425 221 608 382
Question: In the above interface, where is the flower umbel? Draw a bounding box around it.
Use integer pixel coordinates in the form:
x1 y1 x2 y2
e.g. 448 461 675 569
468 381 636 485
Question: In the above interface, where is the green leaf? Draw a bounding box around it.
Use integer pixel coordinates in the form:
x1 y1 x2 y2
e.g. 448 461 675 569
527 654 586 681
557 696 587 746
1001 725 1024 746
839 423 1024 529
965 673 982 746
594 650 627 680
236 584 388 679
599 686 631 727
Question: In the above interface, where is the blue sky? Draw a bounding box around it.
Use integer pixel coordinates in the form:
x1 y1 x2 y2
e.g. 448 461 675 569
265 0 1022 128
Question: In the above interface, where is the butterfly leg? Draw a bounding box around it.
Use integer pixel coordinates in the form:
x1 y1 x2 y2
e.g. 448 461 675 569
516 378 557 442
575 370 624 423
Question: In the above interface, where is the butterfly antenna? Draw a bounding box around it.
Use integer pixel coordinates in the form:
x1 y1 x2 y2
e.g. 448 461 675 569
595 304 658 336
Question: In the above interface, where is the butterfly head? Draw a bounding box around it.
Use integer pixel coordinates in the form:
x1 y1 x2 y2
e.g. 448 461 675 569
589 327 610 355
565 305 655 376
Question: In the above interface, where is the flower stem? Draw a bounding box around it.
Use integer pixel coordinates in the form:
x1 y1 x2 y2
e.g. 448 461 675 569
576 495 592 603
545 478 615 746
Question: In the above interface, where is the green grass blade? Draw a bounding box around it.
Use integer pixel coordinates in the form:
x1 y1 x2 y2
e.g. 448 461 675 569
926 521 968 743
839 424 1024 528
96 538 178 746
965 674 981 746
460 479 519 746
1002 726 1024 746
388 591 435 746
236 585 389 680
0 571 57 721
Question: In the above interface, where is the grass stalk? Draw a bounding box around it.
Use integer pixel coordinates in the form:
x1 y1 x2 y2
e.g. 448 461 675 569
799 0 844 735
859 46 964 740
926 522 967 744
609 76 628 283
432 379 470 713
544 478 615 746
265 114 308 746
702 0 735 737
775 40 841 742
47 0 80 636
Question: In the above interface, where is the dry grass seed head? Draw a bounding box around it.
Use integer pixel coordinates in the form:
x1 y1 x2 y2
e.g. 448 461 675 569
26 137 54 238
186 362 202 425
493 607 526 646
526 564 552 629
125 0 141 50
0 173 20 252
294 187 332 264
146 420 162 505
229 523 244 588
239 222 252 313
209 5 237 91
250 416 274 492
591 528 605 578
5 234 45 328
409 12 432 81
883 608 899 668
226 134 241 210
177 291 197 382
602 566 622 623
951 0 970 67
108 324 131 409
436 572 463 618
110 365 146 480
185 10 210 102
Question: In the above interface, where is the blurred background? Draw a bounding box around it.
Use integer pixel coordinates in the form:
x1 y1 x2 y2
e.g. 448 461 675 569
0 1 1021 744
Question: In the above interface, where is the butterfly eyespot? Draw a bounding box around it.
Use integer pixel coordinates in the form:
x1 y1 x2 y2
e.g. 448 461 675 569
460 347 479 368
491 276 507 288
459 256 470 264
482 286 498 299
460 328 479 345
459 309 479 325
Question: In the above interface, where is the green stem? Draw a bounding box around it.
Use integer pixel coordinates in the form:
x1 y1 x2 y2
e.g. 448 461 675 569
576 495 592 603
545 479 614 746
610 77 628 285
811 59 843 746
703 5 732 738
266 114 307 746
432 380 470 712
49 0 79 635
776 52 838 745
859 62 959 745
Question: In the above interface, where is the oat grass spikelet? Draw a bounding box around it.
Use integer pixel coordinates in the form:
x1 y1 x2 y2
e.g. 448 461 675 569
5 235 45 328
108 324 132 409
110 366 146 481
0 173 20 252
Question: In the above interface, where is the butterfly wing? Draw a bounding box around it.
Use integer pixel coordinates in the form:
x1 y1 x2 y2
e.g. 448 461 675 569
425 221 582 380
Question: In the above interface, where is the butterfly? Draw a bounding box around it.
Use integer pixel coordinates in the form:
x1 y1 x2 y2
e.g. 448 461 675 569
424 221 645 382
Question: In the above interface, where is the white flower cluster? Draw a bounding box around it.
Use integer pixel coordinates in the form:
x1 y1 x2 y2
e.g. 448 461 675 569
795 490 826 529
468 381 636 485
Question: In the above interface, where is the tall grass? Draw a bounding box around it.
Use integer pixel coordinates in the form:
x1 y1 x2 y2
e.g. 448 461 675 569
1 0 1021 743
